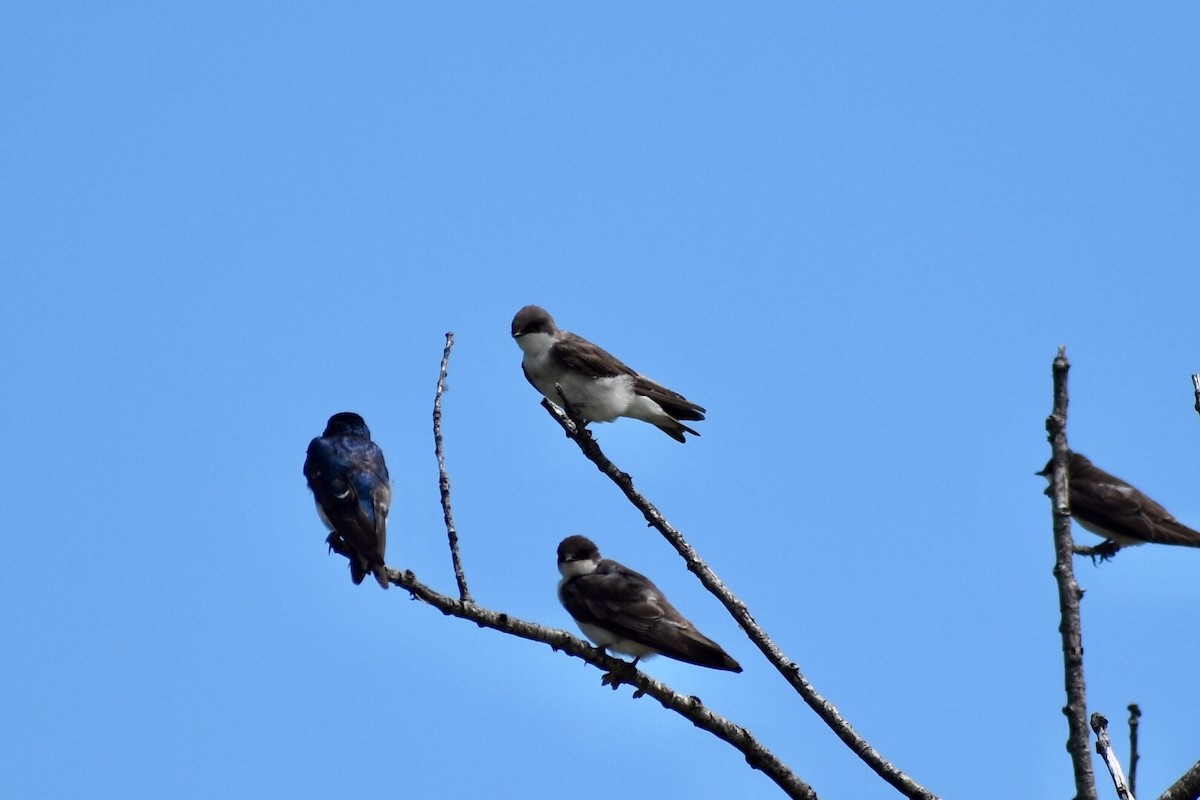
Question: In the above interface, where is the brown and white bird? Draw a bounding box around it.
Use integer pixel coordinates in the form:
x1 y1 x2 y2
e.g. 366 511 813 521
304 412 391 589
556 535 742 672
511 305 705 442
1040 451 1200 552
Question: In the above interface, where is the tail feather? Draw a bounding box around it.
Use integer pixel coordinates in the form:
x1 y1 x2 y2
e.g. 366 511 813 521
634 377 706 423
656 420 700 443
372 564 391 589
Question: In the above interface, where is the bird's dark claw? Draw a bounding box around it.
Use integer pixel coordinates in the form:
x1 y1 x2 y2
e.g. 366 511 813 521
1093 540 1122 563
1073 540 1122 565
599 657 639 691
325 532 354 559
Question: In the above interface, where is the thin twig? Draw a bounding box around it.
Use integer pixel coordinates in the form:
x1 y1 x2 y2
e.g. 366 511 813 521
385 567 817 800
538 399 939 800
1128 704 1141 798
1092 713 1135 800
1159 758 1200 800
433 332 471 602
1045 347 1098 800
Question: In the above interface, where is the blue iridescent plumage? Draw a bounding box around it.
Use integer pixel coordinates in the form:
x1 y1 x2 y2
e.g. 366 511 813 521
303 412 391 589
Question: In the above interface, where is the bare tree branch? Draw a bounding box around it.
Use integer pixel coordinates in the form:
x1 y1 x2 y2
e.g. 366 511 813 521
1158 759 1200 800
537 399 939 800
433 332 471 603
1092 713 1135 800
415 351 812 798
385 567 817 800
1128 704 1141 798
1045 346 1098 800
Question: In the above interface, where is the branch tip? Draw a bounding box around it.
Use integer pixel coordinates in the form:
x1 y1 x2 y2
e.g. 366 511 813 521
433 332 472 603
1091 712 1134 800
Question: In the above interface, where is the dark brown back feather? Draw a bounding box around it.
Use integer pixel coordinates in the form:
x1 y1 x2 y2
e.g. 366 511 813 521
1067 453 1200 547
561 559 741 672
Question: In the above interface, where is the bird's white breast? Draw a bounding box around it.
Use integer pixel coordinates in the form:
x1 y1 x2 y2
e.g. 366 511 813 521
314 501 334 531
558 559 597 580
576 622 657 658
519 332 637 421
516 330 555 359
1074 516 1146 546
536 370 635 422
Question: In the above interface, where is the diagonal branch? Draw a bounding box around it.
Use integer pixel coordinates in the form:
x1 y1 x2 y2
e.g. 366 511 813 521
433 332 471 602
1158 758 1200 800
385 566 817 800
1045 347 1097 800
1091 713 1135 800
538 399 939 800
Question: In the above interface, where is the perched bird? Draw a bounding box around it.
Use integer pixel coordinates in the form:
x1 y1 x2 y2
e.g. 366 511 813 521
304 412 392 589
556 535 742 672
511 305 705 442
1039 451 1200 552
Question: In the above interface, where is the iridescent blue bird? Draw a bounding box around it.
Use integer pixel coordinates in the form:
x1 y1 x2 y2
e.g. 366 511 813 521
304 412 391 589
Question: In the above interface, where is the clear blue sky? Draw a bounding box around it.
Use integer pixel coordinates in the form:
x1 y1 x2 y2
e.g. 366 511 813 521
3 4 1199 799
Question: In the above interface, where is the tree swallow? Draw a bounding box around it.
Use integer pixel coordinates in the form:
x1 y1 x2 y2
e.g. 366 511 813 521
1039 451 1200 553
511 305 705 442
304 412 391 589
557 535 742 672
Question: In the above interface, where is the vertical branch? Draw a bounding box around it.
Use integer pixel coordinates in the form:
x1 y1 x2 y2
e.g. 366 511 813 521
1159 759 1200 800
1191 374 1200 418
433 332 471 603
1045 347 1097 800
1091 713 1135 800
1127 704 1140 798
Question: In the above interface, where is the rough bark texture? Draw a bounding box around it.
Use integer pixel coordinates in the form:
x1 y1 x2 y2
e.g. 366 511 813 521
1128 704 1140 798
1092 713 1135 800
433 333 471 602
1158 759 1200 800
1045 347 1098 800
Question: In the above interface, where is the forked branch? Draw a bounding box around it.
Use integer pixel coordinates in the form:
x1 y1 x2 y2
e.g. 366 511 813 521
413 346 813 799
538 399 938 800
386 567 816 800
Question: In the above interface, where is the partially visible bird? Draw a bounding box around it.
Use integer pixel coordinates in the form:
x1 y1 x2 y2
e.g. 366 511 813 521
511 305 705 442
556 535 742 672
304 412 391 589
1039 451 1200 553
